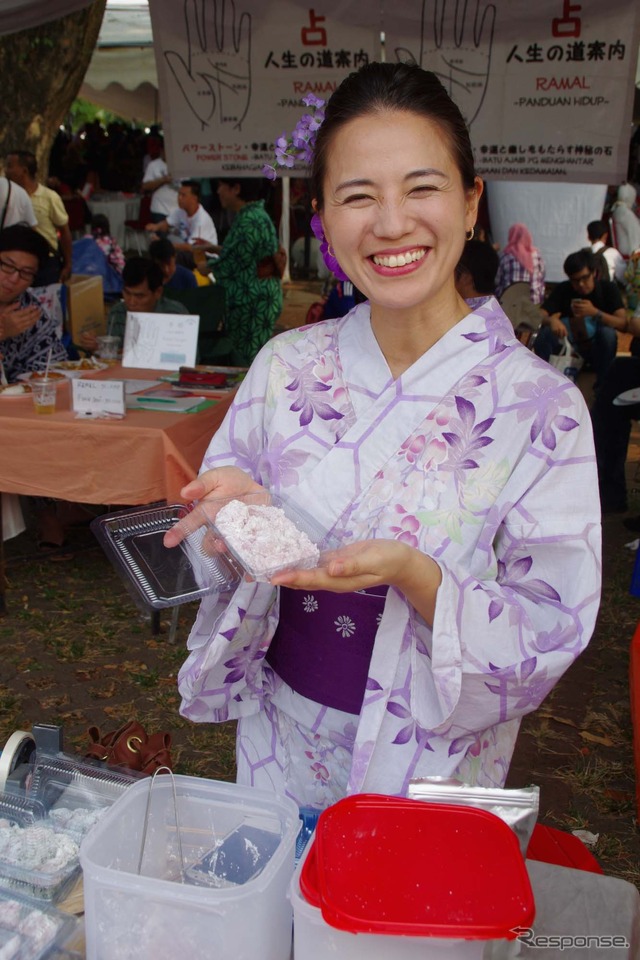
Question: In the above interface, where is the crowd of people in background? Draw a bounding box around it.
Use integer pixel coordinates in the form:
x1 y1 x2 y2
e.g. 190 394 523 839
3 108 640 541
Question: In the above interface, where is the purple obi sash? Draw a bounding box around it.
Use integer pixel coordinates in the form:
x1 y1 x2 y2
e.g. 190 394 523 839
266 585 388 715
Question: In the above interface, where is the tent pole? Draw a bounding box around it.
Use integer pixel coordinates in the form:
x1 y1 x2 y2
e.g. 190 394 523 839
280 177 291 283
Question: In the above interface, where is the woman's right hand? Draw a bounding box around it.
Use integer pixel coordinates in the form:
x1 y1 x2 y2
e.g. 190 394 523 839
163 466 264 547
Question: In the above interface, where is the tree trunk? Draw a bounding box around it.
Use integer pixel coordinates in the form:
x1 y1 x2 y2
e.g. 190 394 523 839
0 0 107 177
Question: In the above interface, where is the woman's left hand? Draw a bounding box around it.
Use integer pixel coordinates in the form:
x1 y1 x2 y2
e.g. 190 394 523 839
272 539 442 625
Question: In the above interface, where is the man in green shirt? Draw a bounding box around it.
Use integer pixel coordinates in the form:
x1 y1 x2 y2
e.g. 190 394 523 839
80 257 185 352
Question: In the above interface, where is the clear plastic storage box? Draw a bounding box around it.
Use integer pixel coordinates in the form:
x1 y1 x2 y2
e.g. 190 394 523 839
0 888 79 960
80 774 300 960
291 794 534 960
28 753 141 845
0 793 81 903
92 493 336 607
203 493 333 582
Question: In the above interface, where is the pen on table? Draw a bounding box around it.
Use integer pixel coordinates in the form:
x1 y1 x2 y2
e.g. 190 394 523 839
136 397 177 404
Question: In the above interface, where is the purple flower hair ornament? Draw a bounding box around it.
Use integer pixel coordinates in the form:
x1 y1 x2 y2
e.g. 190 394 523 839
262 94 326 181
262 94 350 281
310 213 349 282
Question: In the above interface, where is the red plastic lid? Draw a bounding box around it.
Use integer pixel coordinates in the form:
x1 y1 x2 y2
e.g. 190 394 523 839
304 794 534 939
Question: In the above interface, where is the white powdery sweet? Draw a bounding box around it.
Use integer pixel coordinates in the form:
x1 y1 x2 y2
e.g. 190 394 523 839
0 821 78 876
215 500 319 578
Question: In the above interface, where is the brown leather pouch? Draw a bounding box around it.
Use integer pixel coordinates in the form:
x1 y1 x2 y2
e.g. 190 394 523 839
85 720 173 775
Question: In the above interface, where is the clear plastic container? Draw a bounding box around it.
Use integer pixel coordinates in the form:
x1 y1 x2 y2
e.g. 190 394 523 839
291 795 533 960
196 492 336 582
0 793 80 903
28 752 142 844
92 494 337 605
80 775 300 960
91 503 242 609
0 888 79 960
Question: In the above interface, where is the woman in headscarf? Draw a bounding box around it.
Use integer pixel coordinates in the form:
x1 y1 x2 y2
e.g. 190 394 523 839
494 223 546 304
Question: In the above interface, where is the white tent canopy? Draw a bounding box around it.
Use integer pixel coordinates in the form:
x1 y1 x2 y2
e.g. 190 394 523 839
81 3 157 122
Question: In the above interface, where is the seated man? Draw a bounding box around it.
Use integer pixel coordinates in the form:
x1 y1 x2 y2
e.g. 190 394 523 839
79 257 186 353
145 180 217 269
149 237 197 292
534 249 626 386
0 224 66 381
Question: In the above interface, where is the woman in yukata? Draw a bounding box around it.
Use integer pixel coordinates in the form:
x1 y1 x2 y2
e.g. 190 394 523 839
166 62 601 810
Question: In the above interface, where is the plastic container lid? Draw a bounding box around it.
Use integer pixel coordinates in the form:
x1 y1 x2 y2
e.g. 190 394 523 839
304 794 535 939
28 752 142 842
91 503 242 609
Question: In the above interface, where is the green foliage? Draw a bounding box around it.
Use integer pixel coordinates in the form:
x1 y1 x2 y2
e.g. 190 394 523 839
68 98 128 131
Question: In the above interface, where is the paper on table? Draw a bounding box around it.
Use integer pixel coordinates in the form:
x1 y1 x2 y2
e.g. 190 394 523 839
123 379 163 395
122 312 200 370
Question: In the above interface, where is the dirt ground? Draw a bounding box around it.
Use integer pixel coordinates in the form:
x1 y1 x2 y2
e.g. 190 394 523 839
1 490 639 888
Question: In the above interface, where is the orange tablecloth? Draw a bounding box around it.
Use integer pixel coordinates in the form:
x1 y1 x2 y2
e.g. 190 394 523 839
0 367 234 505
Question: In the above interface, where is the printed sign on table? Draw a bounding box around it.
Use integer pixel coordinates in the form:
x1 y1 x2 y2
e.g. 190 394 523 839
122 312 200 371
149 0 640 183
72 379 126 418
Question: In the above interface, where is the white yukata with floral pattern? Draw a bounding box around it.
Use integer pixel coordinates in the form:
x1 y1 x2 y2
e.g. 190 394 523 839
178 297 601 809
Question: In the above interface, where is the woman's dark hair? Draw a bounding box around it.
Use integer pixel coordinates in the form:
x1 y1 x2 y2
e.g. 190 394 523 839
0 224 50 268
312 61 476 208
455 239 499 295
91 213 111 236
217 177 263 202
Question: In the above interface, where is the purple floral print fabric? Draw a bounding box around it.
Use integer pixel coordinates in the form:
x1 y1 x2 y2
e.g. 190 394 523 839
177 297 601 804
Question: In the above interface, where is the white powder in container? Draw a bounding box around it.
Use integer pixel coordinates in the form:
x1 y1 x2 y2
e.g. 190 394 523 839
215 500 320 578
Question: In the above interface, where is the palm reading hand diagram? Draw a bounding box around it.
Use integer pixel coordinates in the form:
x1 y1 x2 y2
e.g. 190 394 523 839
164 0 252 131
395 0 496 127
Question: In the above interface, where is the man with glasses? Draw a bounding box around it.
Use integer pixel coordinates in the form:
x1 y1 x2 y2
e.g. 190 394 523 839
533 249 627 387
0 224 66 382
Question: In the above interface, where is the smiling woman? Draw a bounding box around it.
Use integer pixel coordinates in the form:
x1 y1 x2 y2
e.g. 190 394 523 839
165 61 602 812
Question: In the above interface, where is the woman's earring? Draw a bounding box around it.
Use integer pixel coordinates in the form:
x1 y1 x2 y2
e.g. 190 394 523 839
327 243 336 258
465 227 475 241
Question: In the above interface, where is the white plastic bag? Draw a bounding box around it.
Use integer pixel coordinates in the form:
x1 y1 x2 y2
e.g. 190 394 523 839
548 336 584 382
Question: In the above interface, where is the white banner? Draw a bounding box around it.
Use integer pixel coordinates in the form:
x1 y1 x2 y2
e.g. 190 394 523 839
149 0 640 183
148 0 380 178
386 0 640 184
